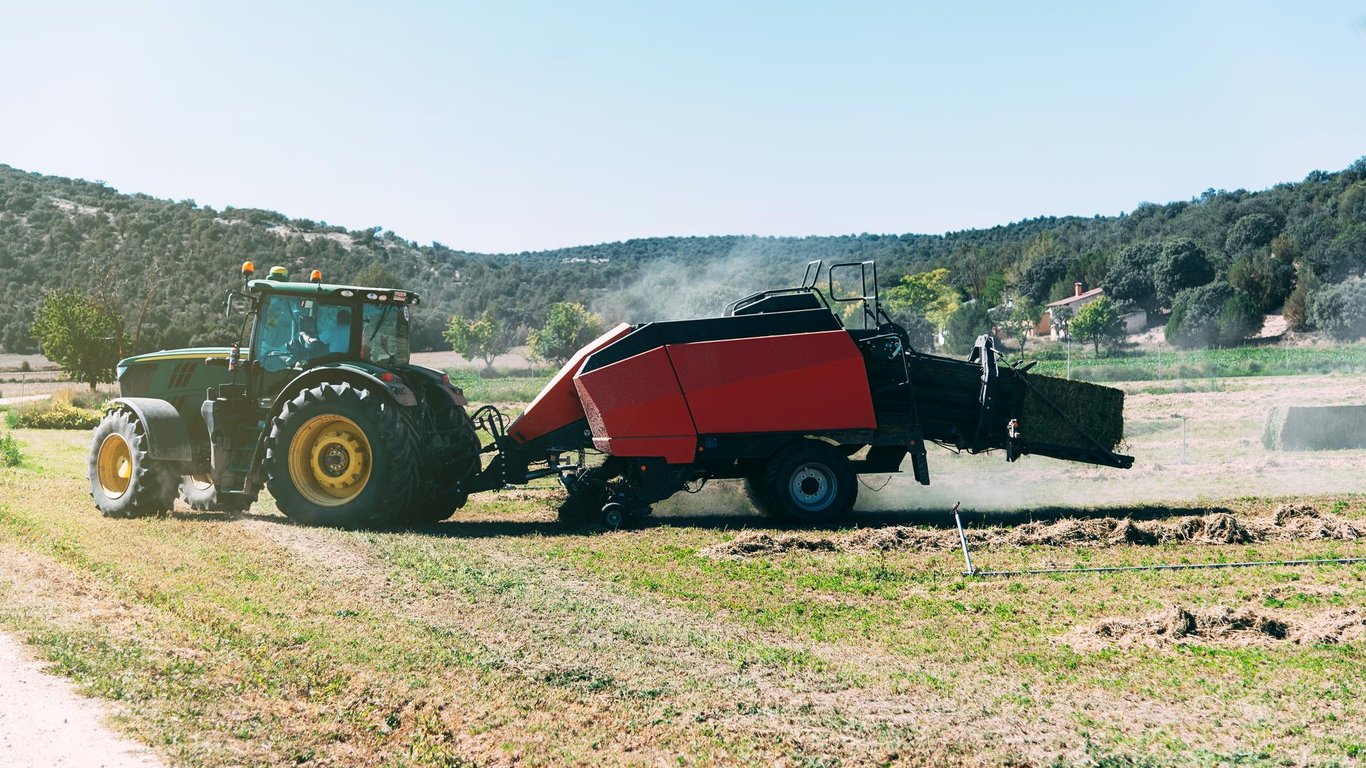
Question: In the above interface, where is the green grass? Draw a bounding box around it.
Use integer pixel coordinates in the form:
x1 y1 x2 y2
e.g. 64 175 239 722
444 368 554 404
2 427 1366 766
1021 342 1366 383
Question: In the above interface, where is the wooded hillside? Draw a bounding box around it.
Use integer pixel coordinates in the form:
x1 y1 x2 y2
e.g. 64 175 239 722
1 158 1362 354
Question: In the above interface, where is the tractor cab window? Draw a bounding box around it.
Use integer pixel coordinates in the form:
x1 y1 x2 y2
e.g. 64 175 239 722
255 295 353 372
255 296 303 371
361 303 410 367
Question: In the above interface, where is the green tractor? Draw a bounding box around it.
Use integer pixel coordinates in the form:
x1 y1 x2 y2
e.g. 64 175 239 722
88 263 481 527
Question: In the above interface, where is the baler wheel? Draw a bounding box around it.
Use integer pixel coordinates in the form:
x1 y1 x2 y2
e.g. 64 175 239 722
265 382 418 528
759 440 857 525
88 409 177 518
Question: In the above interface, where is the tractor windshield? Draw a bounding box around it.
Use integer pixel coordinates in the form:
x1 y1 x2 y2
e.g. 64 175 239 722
361 303 410 367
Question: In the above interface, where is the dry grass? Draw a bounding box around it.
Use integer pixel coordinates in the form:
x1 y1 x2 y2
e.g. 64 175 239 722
0 372 1363 766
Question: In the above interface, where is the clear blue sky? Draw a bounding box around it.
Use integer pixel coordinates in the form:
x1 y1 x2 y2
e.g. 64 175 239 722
1 1 1363 253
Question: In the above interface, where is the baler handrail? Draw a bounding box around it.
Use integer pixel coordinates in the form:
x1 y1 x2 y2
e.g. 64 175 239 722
723 285 831 317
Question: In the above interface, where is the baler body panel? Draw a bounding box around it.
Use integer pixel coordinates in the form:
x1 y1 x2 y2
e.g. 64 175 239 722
507 323 633 444
666 330 875 435
575 347 697 463
569 310 875 463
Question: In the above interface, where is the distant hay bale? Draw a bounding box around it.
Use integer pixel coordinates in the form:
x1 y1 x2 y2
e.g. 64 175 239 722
1019 374 1125 451
1262 405 1366 451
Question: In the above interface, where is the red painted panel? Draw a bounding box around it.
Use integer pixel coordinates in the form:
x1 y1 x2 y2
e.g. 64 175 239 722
574 347 697 462
666 330 875 434
508 323 633 444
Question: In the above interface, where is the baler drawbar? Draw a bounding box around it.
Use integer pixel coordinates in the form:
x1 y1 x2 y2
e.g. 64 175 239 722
461 260 1132 528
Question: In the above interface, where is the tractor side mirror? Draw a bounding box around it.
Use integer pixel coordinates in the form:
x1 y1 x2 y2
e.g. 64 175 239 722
225 291 253 317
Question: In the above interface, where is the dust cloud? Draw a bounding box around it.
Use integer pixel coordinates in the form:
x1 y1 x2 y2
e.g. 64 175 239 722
592 243 800 324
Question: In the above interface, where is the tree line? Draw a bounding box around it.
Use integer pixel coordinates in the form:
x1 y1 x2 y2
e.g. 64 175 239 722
3 157 1364 364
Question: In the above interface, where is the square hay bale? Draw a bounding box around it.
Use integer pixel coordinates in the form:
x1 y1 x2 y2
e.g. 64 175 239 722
1019 374 1125 450
1263 405 1366 451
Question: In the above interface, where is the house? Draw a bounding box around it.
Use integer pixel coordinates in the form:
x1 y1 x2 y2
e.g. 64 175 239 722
1039 282 1104 340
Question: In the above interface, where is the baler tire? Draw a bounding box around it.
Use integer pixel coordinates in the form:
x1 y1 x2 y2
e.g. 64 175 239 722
265 382 418 528
88 409 177 518
760 440 857 525
178 475 253 514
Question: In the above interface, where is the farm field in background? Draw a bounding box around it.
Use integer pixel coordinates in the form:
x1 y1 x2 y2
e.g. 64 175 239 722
1 358 1364 765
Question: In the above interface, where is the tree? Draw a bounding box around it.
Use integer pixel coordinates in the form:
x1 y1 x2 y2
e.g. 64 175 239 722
884 268 959 331
1018 253 1069 304
31 289 127 390
1284 268 1320 331
1102 242 1161 313
1154 239 1216 305
944 301 991 356
1070 297 1124 355
445 311 514 371
1228 252 1295 312
1224 213 1282 256
528 303 602 365
1002 298 1041 354
352 260 400 288
1165 281 1259 349
1307 278 1366 341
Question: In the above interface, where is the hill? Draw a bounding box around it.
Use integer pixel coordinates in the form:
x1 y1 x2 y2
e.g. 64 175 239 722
1 159 1363 354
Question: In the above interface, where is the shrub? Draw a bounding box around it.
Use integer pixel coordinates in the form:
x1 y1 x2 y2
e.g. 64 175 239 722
1307 278 1366 341
0 432 20 467
1228 252 1295 312
1284 269 1320 331
1165 281 1260 349
9 399 103 430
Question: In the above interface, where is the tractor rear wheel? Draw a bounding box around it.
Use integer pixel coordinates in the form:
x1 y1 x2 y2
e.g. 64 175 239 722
265 382 418 528
759 440 857 525
178 475 252 513
88 409 177 518
401 405 482 525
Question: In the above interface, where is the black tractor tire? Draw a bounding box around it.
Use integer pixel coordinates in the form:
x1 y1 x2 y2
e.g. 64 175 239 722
265 382 418 528
178 475 253 513
759 440 858 525
88 409 177 518
401 402 482 526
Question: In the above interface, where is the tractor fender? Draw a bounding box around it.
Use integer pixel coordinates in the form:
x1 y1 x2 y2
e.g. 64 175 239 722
110 397 193 462
268 367 416 419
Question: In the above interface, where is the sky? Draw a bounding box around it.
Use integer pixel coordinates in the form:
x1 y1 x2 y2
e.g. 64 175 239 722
1 1 1363 253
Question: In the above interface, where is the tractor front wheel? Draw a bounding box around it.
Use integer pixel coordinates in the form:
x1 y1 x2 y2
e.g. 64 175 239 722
265 382 418 527
759 440 857 525
88 410 177 518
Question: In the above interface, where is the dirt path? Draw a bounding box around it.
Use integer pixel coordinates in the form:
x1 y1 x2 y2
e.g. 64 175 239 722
0 632 166 768
0 394 50 407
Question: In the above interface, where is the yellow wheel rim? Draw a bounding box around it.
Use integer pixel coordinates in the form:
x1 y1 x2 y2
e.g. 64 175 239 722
287 415 372 507
96 433 133 500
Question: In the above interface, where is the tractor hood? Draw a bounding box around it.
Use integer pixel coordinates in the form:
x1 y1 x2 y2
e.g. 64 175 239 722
118 347 232 372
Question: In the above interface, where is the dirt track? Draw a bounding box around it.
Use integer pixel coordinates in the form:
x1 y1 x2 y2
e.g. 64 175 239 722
0 632 166 768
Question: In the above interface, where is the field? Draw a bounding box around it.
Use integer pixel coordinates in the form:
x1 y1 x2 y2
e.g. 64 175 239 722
1 371 1365 766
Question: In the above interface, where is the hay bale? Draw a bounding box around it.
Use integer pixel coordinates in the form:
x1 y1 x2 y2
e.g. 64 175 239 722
1019 373 1125 450
1263 405 1366 451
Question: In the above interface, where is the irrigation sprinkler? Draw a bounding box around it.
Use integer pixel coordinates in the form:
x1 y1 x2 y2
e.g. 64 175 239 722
1171 413 1188 464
